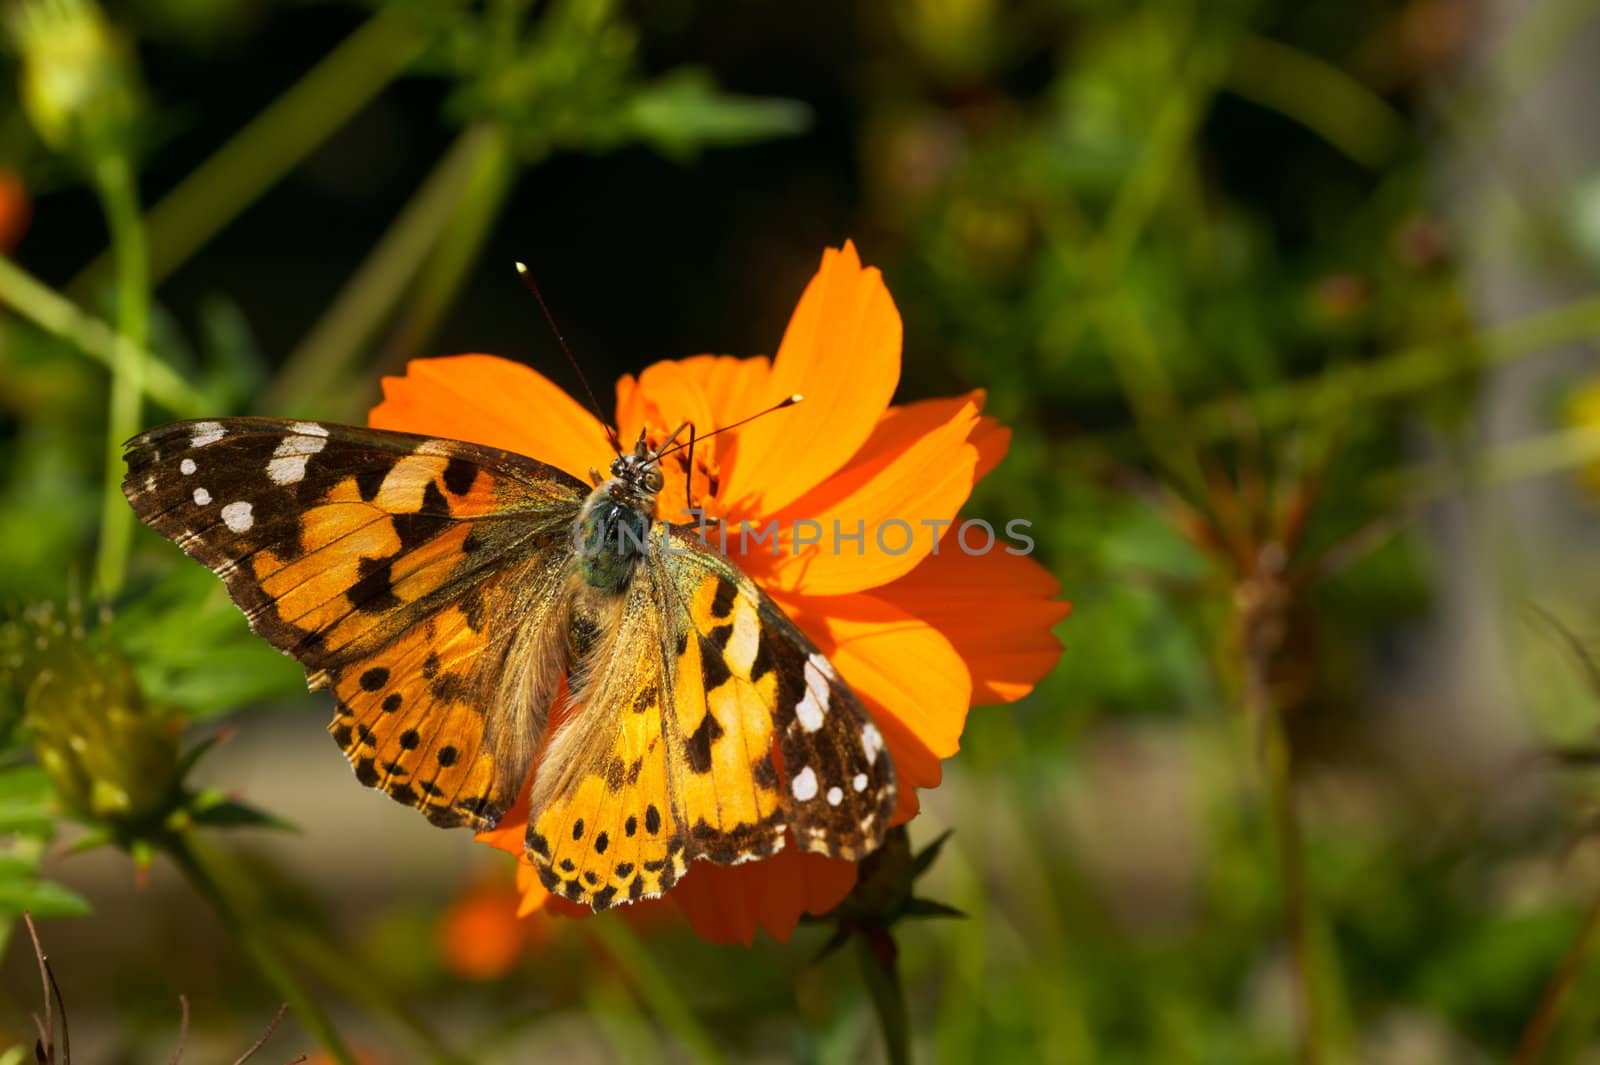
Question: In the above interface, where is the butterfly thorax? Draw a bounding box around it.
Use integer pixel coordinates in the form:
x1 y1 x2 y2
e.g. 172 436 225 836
575 444 664 594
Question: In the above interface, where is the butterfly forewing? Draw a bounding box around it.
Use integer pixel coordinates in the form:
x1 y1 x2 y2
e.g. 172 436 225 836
123 418 587 829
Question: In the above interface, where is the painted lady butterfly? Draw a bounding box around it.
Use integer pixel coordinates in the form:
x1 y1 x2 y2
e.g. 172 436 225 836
123 416 895 909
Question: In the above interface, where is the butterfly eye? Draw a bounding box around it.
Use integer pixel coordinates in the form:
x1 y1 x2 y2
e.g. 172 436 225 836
643 467 664 492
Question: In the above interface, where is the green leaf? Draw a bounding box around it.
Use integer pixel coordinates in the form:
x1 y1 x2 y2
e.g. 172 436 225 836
0 765 58 836
902 897 967 921
0 877 91 919
622 69 810 161
186 792 297 833
910 828 955 879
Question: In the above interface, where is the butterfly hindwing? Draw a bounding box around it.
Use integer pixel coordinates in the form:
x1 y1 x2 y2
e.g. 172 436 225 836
664 530 895 861
665 556 789 864
525 571 690 908
123 418 586 830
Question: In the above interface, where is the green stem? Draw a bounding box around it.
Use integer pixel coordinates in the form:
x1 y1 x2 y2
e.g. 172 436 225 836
0 256 206 414
70 4 430 294
856 933 911 1065
1513 875 1600 1065
90 155 148 600
263 122 508 416
585 917 730 1065
1261 695 1323 1064
1225 32 1407 170
164 833 358 1065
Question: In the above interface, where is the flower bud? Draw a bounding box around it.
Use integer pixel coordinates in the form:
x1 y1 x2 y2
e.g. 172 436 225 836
8 0 146 163
5 602 182 826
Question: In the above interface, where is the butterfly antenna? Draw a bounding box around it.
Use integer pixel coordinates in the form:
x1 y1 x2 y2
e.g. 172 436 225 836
654 394 804 460
515 261 622 455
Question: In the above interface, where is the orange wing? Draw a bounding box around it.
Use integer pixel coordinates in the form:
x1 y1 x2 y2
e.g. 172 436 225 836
124 418 585 830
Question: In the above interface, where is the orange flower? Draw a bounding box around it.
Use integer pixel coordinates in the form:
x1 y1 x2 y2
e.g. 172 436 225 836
371 242 1068 944
0 169 29 253
437 870 550 980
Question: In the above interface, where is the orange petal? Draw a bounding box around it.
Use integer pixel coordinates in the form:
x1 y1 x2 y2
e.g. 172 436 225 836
736 393 982 596
615 360 719 452
972 414 1011 481
667 846 857 945
672 354 773 426
878 544 1069 704
717 242 902 515
371 354 615 481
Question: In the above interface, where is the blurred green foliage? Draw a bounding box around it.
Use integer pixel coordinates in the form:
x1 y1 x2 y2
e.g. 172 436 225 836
2 0 1600 1062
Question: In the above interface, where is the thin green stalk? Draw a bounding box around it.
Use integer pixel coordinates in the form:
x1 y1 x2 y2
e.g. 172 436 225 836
1075 27 1236 506
164 832 358 1065
856 934 910 1065
1151 293 1600 448
1261 696 1323 1065
584 917 730 1065
1385 424 1600 501
0 255 206 415
371 123 516 381
90 155 148 600
281 924 468 1065
1513 877 1600 1065
1225 32 1407 170
263 123 506 415
71 4 430 294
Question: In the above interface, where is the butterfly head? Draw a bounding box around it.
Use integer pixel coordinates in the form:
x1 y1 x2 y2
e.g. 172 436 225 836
601 428 671 514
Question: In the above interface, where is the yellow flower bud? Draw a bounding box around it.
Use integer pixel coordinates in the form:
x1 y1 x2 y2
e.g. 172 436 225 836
8 0 145 162
5 603 182 826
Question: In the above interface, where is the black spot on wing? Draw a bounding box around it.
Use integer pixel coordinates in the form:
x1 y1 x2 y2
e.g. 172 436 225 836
349 557 401 613
354 465 387 502
710 577 738 619
685 710 723 774
699 634 732 691
390 482 453 552
442 457 477 496
750 630 775 682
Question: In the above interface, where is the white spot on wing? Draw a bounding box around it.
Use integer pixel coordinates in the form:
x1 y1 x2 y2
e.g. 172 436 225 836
853 772 868 792
415 439 453 456
791 765 818 801
795 655 831 732
290 421 329 437
180 458 196 475
861 723 884 764
221 501 253 532
826 786 843 806
190 421 225 447
725 599 760 675
266 433 327 485
192 487 211 505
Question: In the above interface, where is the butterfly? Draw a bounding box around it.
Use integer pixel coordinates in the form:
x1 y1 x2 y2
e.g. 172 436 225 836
122 417 895 909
